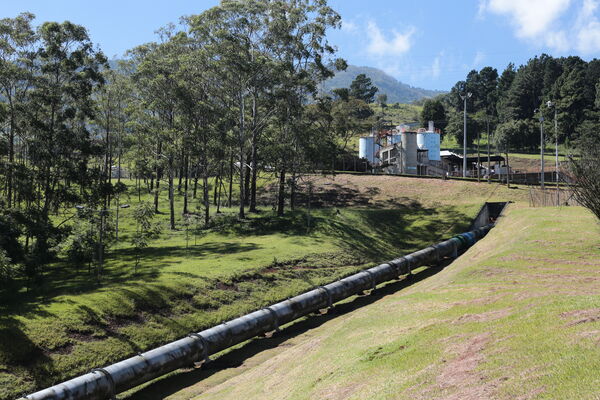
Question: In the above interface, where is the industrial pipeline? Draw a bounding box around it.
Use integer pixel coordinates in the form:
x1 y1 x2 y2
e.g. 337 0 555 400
21 223 495 400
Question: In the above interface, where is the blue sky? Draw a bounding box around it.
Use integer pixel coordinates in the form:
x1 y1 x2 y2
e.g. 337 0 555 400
3 0 599 91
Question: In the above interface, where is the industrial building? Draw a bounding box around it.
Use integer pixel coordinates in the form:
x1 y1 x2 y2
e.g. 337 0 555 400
439 151 507 177
359 121 444 176
359 121 511 177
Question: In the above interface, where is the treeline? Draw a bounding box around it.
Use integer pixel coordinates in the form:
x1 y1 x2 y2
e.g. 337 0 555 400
421 54 600 152
0 1 380 290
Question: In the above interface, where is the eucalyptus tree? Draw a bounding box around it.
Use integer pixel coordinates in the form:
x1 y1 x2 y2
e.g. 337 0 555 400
173 31 222 224
0 13 37 208
25 21 106 263
189 0 277 219
263 0 343 216
131 27 183 229
93 66 133 209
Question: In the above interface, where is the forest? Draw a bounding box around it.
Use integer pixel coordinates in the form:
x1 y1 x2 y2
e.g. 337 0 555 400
421 55 600 153
0 1 388 293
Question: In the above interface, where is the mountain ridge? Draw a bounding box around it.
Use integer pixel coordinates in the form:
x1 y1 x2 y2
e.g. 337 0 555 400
321 65 445 104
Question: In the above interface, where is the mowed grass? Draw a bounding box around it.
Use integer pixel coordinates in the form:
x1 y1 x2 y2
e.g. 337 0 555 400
0 175 525 400
142 206 600 400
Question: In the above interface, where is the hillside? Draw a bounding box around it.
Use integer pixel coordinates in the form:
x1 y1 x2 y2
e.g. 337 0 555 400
321 65 445 104
1 175 527 400
129 206 600 400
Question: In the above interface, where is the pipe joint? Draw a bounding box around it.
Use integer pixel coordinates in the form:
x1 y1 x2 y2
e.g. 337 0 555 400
91 368 116 400
188 333 210 363
317 286 333 309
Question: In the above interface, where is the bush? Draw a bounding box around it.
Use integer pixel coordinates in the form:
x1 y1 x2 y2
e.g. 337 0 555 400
568 130 600 221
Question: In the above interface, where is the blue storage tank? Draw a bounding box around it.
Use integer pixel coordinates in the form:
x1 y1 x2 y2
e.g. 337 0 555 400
417 132 441 161
359 136 379 164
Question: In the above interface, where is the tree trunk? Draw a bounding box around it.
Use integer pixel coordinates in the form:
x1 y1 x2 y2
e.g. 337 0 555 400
154 141 162 213
154 178 160 214
290 171 296 211
505 151 510 188
277 168 286 216
193 173 198 199
169 165 175 230
228 151 234 208
249 144 259 212
203 172 210 226
213 173 219 206
217 165 224 213
238 92 246 219
178 147 185 194
7 113 15 208
183 155 189 215
244 161 251 206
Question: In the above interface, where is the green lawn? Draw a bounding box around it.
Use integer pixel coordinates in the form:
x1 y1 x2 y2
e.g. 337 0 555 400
0 173 525 400
142 206 600 400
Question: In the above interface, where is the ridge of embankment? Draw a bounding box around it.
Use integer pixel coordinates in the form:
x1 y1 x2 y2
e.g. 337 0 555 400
130 206 600 400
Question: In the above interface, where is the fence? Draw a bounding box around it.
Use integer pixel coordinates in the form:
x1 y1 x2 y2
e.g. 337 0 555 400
528 186 580 207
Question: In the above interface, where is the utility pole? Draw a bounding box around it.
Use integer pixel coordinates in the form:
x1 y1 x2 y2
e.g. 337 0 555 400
460 92 472 178
547 101 559 205
486 116 491 184
535 108 545 190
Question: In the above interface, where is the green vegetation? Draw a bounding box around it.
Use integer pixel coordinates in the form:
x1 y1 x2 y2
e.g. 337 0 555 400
375 102 422 125
320 65 444 104
443 57 600 153
137 206 600 400
1 1 596 398
0 175 525 399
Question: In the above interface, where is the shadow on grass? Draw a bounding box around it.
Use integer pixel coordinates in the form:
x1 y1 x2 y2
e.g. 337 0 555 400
109 242 262 264
125 262 451 400
315 205 471 262
0 315 57 396
0 241 262 318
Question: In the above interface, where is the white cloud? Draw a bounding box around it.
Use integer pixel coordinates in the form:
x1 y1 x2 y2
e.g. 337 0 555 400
546 30 570 51
431 55 441 78
481 0 572 38
473 51 486 66
576 0 600 53
366 20 415 56
577 20 600 52
580 0 598 18
341 20 358 34
480 0 600 53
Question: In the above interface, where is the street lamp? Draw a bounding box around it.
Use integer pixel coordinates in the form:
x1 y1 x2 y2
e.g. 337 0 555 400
460 92 472 177
547 101 559 204
534 108 545 190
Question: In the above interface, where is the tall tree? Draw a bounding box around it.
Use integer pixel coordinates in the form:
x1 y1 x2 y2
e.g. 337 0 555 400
420 98 447 132
349 73 378 103
26 21 106 263
0 13 37 208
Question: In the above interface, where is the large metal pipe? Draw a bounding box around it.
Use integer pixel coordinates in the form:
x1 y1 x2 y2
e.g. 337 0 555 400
21 224 494 400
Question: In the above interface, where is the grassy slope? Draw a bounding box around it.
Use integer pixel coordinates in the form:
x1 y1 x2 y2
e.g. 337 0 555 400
0 175 526 399
146 206 600 400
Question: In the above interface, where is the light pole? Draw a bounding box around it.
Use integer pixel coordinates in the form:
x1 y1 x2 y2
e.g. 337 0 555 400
547 101 559 204
460 92 472 177
534 108 545 190
486 115 491 184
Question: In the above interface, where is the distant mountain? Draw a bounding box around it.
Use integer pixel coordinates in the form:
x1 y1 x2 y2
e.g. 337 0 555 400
321 65 445 104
